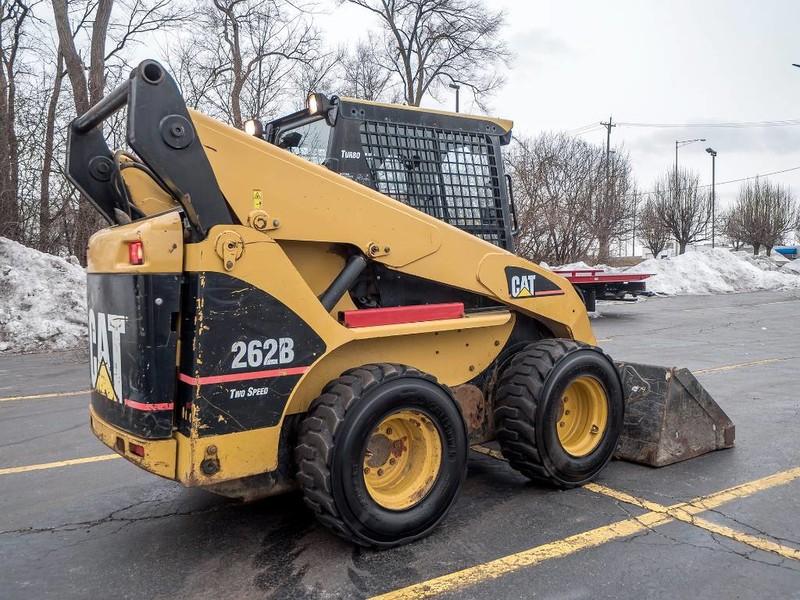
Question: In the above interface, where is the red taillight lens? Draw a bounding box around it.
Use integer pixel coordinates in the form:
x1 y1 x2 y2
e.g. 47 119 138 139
129 442 145 457
129 240 144 265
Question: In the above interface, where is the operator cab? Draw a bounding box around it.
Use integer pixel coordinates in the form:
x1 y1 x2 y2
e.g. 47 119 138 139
245 93 518 251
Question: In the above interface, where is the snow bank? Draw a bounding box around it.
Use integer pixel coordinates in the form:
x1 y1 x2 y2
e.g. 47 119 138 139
629 248 800 296
782 260 800 274
0 238 87 353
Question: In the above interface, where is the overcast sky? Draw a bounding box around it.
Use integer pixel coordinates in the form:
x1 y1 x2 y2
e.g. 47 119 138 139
322 0 800 211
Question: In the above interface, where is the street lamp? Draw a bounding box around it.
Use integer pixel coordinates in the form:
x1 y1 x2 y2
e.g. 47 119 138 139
674 138 706 202
706 147 718 248
448 83 460 113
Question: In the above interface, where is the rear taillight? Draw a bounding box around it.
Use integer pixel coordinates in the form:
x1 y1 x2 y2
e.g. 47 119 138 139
129 240 144 265
129 442 145 457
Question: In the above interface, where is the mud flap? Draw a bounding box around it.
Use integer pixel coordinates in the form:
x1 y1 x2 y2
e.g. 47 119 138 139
614 362 735 467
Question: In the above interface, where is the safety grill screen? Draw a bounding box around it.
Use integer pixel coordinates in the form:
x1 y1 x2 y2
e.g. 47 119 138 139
360 120 507 247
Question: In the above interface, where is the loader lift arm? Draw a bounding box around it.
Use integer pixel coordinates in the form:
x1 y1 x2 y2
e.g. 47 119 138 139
66 60 234 239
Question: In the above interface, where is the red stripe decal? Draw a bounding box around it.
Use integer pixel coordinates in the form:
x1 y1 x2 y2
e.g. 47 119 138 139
124 399 174 411
343 302 465 328
534 290 566 296
179 366 309 386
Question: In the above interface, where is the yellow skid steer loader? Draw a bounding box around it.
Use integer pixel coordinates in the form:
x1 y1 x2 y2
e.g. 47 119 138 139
68 60 733 547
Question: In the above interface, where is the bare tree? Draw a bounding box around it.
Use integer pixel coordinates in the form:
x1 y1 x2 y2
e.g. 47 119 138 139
0 0 34 242
638 196 670 258
51 0 185 259
344 0 509 108
508 133 602 265
339 37 395 101
37 47 63 251
290 45 343 103
171 0 322 126
719 208 745 251
591 148 635 262
726 177 799 255
651 168 710 254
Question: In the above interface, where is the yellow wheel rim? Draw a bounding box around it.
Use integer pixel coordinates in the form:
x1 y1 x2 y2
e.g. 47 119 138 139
557 375 609 457
363 409 443 511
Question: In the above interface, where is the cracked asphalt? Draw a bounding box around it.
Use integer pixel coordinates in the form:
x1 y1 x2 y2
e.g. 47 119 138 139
1 290 800 599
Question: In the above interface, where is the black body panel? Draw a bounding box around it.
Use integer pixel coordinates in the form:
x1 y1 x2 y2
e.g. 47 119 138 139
87 273 181 439
330 100 515 250
178 272 326 437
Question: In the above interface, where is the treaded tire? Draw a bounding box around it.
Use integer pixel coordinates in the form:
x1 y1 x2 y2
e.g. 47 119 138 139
494 339 624 488
295 363 467 547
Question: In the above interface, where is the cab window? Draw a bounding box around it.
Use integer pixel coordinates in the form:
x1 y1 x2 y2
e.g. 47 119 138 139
276 118 331 165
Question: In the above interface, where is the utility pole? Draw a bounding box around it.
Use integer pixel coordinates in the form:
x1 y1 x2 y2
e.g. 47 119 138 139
599 116 616 256
600 116 615 164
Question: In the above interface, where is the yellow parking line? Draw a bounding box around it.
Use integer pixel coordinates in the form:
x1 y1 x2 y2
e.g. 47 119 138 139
589 473 800 562
371 467 800 600
0 454 120 476
681 466 800 513
689 515 800 561
584 482 665 512
694 358 790 375
370 512 671 600
0 389 90 402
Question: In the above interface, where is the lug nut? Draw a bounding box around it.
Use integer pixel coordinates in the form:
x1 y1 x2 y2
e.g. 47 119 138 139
386 427 392 435
591 425 600 434
377 468 384 476
389 458 396 466
363 467 370 475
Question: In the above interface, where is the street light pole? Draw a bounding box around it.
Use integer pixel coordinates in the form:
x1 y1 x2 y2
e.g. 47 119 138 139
706 147 717 248
448 83 460 112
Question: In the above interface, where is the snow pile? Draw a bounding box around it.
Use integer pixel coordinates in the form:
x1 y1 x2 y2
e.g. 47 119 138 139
629 248 800 295
0 238 87 353
782 260 800 274
733 251 782 272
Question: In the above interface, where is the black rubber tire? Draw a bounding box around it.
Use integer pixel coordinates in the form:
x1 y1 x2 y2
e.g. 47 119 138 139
295 363 468 548
494 339 624 488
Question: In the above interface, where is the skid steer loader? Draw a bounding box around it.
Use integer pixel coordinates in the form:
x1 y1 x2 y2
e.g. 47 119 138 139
68 60 734 548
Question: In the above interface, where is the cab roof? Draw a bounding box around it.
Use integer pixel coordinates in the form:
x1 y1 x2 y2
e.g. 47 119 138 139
338 96 513 136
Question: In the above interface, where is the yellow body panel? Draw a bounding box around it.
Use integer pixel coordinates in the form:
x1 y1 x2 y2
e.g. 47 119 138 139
87 209 184 274
121 164 178 216
190 110 593 344
90 406 177 478
85 107 595 492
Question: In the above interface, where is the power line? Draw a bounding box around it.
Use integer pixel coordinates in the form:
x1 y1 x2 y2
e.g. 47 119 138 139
698 164 800 188
566 122 603 135
568 118 800 132
634 164 800 198
617 119 800 129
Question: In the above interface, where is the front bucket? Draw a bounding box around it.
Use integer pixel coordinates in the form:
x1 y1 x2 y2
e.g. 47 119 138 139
614 362 735 467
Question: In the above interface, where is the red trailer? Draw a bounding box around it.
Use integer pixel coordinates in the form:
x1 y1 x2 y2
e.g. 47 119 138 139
553 268 653 311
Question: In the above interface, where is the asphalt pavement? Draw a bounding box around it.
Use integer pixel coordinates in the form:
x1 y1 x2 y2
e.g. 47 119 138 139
1 290 799 599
